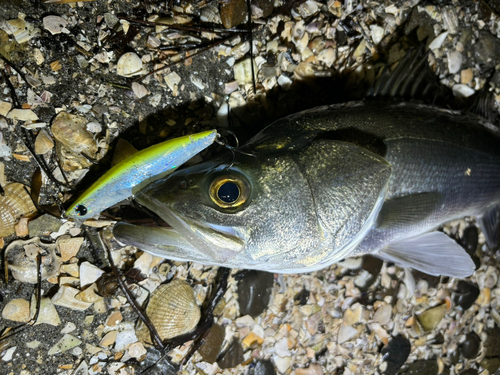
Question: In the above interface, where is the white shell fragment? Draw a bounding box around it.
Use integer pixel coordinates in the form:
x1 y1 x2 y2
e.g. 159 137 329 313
31 295 61 326
452 84 475 98
57 235 84 262
2 298 31 322
116 52 145 77
43 16 69 35
429 31 448 50
165 71 181 92
3 18 40 43
52 285 93 311
131 82 149 99
48 334 82 355
234 58 257 85
370 25 385 45
79 261 105 288
448 51 462 74
7 109 39 121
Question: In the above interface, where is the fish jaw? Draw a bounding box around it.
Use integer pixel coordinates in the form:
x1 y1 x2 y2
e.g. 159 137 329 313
132 177 247 265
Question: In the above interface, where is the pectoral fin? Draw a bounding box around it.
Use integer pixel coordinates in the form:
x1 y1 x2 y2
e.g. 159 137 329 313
477 204 500 250
377 231 475 278
377 193 442 230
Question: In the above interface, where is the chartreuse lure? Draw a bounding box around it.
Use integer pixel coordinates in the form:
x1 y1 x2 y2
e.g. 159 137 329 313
66 130 218 220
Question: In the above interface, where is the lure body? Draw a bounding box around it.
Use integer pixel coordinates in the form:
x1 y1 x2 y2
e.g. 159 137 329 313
66 130 217 219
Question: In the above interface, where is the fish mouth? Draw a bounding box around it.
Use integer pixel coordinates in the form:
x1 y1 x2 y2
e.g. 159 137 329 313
113 205 245 265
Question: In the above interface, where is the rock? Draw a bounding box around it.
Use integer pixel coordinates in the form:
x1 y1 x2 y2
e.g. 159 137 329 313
401 359 438 375
28 214 63 237
381 334 411 375
417 304 447 331
473 31 500 72
238 270 274 318
294 288 309 305
220 0 247 29
484 326 500 357
254 0 273 18
198 323 225 363
218 339 244 369
453 280 480 310
48 334 82 355
128 342 147 359
250 359 276 375
7 108 38 121
460 332 481 359
459 370 478 375
480 358 500 373
452 84 475 98
57 235 84 262
461 69 473 85
429 32 448 50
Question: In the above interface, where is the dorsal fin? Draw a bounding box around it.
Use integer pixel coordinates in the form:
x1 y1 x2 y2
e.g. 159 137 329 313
367 47 449 104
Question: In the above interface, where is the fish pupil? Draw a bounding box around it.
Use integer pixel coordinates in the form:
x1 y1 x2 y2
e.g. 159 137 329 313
217 182 239 203
75 204 88 216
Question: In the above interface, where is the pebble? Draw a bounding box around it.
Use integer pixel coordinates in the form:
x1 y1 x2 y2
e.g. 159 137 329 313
338 323 358 344
472 30 500 71
480 357 500 373
373 304 392 325
2 298 30 322
401 359 438 375
417 304 447 331
218 339 245 369
57 236 84 262
198 323 225 363
452 84 475 98
238 271 274 318
294 288 309 305
429 31 448 50
484 326 500 357
1 347 16 362
220 0 247 29
79 261 105 288
453 280 480 310
250 359 276 375
381 334 411 375
28 214 63 237
447 51 462 74
461 69 473 85
460 333 481 359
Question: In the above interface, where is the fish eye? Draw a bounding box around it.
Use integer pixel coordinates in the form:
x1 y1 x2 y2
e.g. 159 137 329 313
75 204 88 216
209 175 249 209
180 180 188 189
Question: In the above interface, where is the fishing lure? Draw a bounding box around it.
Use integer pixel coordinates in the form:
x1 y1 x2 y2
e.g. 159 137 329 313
66 129 218 220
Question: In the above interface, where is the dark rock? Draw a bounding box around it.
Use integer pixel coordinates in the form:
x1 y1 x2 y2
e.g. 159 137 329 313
473 31 500 72
484 326 500 357
28 214 63 238
453 280 480 310
401 359 438 375
481 358 500 373
381 334 411 375
460 333 481 359
254 0 273 18
449 349 460 365
460 370 478 375
249 359 276 375
238 270 274 318
220 0 248 29
294 288 309 305
198 323 225 363
362 255 383 276
217 339 245 369
460 226 478 255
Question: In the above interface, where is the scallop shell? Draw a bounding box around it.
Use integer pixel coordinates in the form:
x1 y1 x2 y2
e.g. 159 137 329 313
5 237 61 283
0 183 37 237
51 111 99 172
137 279 201 342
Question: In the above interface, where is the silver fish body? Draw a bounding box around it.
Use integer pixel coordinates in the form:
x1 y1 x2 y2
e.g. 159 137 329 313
114 101 500 277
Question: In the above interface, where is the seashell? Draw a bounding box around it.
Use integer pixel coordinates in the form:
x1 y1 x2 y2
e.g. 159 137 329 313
137 279 200 342
43 15 69 35
5 237 61 283
200 2 222 24
0 183 37 237
51 111 99 172
116 52 145 77
165 71 181 92
34 129 54 155
2 298 31 322
5 18 40 44
291 0 319 19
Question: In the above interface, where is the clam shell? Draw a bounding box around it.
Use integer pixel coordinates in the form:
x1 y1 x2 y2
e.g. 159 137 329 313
0 183 37 237
5 237 61 283
137 279 201 342
2 298 31 322
116 52 144 77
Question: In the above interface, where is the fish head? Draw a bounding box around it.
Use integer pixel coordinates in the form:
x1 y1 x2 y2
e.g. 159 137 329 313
117 140 391 272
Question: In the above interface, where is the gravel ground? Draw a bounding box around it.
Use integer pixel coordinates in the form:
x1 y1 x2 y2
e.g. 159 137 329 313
0 0 500 375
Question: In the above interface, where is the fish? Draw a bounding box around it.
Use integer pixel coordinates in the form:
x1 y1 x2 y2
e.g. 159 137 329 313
66 130 217 220
113 51 500 278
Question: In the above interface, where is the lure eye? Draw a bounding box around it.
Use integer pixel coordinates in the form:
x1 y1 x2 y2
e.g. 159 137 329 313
209 175 249 209
75 204 88 216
